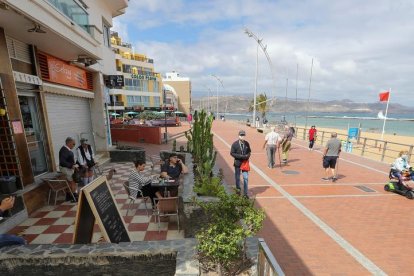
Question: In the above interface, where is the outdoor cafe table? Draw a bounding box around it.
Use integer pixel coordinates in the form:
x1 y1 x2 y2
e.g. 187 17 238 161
151 179 179 197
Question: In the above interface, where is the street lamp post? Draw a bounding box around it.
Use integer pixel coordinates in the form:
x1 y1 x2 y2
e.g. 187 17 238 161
202 85 212 114
244 28 277 128
163 89 168 143
211 74 224 120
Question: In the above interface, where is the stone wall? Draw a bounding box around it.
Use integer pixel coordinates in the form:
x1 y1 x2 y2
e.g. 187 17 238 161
109 148 145 163
0 239 199 276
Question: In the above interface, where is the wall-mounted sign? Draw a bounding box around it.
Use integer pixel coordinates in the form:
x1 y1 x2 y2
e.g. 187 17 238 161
131 74 156 81
13 71 43 85
45 54 89 90
12 120 23 134
105 75 124 88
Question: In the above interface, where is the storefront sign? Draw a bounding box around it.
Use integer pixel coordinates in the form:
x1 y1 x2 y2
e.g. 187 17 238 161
12 120 23 134
131 74 156 81
13 71 42 85
46 55 89 90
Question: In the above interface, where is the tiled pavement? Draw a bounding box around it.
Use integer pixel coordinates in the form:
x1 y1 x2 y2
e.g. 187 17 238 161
6 120 414 275
8 162 183 244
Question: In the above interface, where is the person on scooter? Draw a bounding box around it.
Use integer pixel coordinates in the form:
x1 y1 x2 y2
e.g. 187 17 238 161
391 150 414 188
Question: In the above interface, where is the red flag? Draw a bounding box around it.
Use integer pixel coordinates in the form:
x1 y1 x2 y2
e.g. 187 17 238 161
379 91 389 102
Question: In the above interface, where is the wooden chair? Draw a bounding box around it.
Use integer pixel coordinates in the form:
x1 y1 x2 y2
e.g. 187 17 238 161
123 181 151 217
45 179 76 205
153 197 180 232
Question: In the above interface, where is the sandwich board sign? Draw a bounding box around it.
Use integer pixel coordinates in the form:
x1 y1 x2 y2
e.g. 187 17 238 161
73 175 130 244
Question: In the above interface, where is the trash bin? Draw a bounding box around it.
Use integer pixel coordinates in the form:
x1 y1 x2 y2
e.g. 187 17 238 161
0 176 17 194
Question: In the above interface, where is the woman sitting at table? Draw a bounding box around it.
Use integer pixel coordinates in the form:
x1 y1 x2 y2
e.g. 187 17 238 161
160 153 189 180
129 160 163 204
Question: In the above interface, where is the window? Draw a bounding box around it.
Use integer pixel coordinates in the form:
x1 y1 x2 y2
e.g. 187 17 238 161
153 80 159 92
103 22 111 47
153 96 160 106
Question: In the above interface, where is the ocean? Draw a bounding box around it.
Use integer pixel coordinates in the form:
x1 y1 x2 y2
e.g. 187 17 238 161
223 112 414 137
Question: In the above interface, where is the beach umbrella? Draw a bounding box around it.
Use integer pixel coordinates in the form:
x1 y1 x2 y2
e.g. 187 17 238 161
125 111 139 115
110 112 120 117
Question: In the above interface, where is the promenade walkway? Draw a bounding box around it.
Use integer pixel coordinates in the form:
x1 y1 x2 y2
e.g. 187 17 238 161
213 120 413 275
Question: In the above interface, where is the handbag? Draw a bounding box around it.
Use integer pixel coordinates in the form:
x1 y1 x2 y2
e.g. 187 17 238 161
240 159 250 171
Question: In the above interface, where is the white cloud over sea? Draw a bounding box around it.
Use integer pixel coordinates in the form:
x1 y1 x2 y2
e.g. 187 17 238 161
114 0 414 107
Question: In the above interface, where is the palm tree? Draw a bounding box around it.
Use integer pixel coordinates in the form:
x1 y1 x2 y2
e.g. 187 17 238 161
249 93 268 118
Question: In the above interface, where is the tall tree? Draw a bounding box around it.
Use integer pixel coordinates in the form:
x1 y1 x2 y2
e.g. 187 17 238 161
249 93 268 118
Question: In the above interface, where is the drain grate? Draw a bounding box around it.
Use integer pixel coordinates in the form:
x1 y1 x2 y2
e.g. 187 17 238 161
282 170 300 175
354 185 376 193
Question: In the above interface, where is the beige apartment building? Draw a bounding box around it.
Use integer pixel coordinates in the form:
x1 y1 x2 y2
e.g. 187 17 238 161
109 32 162 112
162 71 192 115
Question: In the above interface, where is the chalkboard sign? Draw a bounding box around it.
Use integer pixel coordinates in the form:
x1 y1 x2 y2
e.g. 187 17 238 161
73 175 130 244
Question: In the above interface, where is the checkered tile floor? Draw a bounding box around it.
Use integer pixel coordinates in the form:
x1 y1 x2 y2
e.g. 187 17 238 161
7 162 183 244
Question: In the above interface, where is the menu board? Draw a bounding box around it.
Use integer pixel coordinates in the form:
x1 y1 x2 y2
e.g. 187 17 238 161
73 176 130 244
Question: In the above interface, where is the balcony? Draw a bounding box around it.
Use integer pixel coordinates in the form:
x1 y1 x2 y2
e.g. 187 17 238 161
110 101 124 106
47 0 91 35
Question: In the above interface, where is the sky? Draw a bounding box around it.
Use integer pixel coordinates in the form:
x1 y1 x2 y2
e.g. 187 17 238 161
113 0 414 107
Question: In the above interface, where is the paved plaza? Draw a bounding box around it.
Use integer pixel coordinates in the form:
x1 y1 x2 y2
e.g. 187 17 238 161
7 120 414 275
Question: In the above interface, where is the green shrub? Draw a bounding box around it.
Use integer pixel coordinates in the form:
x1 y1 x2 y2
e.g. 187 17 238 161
194 176 225 196
196 192 265 274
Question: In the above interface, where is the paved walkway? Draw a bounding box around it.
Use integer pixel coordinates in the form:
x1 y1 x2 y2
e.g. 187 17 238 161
213 120 413 275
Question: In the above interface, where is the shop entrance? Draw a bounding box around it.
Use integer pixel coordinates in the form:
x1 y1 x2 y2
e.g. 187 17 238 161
18 95 48 176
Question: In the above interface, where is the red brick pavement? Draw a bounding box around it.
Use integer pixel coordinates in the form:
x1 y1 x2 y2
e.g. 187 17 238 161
212 120 413 275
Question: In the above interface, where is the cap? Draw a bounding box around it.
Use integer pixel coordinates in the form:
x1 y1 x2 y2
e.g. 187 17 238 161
238 130 246 136
80 138 88 144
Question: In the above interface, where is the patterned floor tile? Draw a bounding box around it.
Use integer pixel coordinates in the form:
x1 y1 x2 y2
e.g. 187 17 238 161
53 204 75 211
34 218 59 226
54 233 73 244
129 231 146 241
128 223 149 231
147 222 168 231
63 225 74 233
7 225 28 235
31 233 60 244
30 211 50 218
19 218 41 226
44 211 66 218
130 215 151 224
22 225 49 235
43 225 70 234
144 231 167 241
166 230 184 240
54 217 75 225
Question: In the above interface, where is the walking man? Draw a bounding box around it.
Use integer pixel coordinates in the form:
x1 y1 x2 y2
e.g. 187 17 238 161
322 132 341 181
230 130 251 197
262 126 281 168
281 125 295 164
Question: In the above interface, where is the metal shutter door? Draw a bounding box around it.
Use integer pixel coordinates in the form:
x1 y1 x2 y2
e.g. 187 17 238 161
45 94 93 169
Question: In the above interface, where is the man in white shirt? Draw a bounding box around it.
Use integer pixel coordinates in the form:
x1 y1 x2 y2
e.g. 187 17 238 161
262 126 281 168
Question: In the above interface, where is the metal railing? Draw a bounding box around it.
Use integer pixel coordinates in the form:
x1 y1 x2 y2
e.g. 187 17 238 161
294 126 413 164
257 238 285 276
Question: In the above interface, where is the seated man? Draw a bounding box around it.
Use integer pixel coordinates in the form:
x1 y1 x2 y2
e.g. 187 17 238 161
0 196 26 248
129 160 163 205
161 153 189 180
160 153 189 196
391 150 414 188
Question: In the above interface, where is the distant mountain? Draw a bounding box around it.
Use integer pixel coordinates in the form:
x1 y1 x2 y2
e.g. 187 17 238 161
193 95 414 114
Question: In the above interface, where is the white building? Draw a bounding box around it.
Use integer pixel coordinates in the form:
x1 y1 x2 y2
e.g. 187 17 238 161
0 0 128 230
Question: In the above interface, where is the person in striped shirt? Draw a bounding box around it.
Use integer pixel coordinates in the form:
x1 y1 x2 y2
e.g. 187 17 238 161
128 160 163 204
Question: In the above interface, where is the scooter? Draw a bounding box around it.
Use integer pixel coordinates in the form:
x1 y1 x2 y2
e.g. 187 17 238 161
384 171 414 199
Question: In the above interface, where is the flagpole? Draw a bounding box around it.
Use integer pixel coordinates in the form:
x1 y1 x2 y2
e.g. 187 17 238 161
380 88 391 140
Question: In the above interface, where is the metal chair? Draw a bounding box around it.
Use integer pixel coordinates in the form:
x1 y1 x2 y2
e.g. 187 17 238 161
149 155 164 173
153 197 180 232
106 168 116 185
45 179 76 205
123 181 151 217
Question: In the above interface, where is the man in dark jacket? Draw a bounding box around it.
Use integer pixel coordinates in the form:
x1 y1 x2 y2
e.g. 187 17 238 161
59 137 78 202
230 130 251 197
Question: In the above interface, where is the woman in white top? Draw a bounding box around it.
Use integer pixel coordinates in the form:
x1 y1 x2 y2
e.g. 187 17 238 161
76 138 96 185
391 150 413 187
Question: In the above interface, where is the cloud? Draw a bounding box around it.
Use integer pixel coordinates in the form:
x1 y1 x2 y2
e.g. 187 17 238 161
113 0 414 106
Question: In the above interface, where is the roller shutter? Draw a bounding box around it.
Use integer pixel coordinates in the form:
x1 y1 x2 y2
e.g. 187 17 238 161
45 93 94 168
